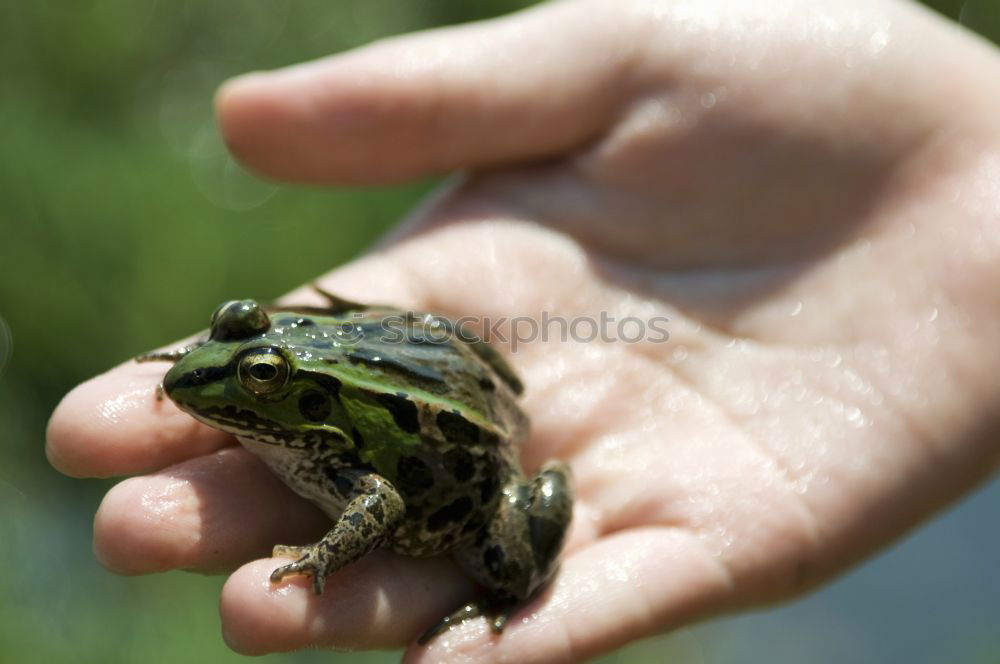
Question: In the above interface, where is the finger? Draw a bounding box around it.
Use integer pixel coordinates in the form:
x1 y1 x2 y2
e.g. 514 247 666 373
93 446 329 575
405 527 734 664
46 360 232 478
220 552 475 653
215 0 633 185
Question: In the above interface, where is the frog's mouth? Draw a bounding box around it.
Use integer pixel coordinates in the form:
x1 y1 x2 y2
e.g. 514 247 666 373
177 402 297 444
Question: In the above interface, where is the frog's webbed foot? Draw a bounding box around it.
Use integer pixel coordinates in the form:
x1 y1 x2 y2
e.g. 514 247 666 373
270 543 328 595
417 598 515 645
268 471 404 597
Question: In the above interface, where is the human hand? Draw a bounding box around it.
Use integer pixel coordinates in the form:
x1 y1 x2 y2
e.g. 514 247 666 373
47 0 1000 661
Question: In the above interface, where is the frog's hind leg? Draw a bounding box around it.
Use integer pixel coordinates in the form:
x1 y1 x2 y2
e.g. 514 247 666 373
419 461 573 644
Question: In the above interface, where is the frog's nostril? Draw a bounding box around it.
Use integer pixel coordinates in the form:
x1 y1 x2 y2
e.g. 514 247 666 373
162 366 196 394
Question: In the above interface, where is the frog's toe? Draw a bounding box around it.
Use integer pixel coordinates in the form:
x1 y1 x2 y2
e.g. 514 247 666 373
417 599 513 645
488 610 510 634
269 549 327 595
418 602 479 644
310 569 325 595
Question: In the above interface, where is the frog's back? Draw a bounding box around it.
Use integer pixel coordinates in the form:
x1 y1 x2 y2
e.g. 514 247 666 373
279 308 529 447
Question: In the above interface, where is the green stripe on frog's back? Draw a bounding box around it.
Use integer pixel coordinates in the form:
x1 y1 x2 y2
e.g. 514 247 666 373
289 320 515 434
345 346 448 389
326 364 512 436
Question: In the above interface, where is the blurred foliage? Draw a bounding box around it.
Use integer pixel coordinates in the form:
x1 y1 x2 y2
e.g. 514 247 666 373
0 1 997 662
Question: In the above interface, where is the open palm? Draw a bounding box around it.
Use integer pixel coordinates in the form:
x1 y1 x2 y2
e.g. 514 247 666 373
48 0 1000 662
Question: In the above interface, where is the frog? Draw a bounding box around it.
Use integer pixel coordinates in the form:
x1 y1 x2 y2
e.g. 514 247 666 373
136 290 573 643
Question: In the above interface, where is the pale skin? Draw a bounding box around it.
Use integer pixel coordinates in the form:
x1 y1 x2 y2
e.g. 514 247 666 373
46 0 1000 661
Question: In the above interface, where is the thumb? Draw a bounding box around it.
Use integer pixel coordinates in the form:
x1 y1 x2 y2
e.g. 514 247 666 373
215 0 635 185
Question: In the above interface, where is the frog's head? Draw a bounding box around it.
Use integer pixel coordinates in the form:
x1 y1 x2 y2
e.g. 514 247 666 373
162 300 348 443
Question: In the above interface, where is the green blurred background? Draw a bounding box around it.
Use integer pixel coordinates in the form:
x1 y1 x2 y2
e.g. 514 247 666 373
1 1 998 662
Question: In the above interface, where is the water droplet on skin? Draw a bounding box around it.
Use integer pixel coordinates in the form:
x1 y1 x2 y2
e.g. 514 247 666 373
868 28 890 55
98 384 157 424
139 478 189 517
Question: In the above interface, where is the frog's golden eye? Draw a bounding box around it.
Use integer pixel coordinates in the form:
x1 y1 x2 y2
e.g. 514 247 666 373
211 299 270 342
238 348 289 396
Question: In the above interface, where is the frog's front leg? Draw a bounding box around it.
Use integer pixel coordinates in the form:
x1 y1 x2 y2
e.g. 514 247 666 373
420 461 573 643
270 471 404 595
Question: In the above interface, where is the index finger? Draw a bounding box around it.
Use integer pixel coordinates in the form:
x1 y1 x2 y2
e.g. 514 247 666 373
46 357 233 478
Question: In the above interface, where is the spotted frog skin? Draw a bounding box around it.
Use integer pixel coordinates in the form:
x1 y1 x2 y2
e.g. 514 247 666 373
137 291 573 642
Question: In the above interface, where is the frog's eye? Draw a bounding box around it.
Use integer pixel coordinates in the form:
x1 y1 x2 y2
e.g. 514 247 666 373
238 348 289 396
211 300 270 341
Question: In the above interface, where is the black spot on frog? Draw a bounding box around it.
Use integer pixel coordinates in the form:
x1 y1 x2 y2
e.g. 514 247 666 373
299 390 331 422
396 455 434 493
427 496 473 531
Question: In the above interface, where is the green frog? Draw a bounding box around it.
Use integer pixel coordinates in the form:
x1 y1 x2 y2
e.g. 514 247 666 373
137 291 573 643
